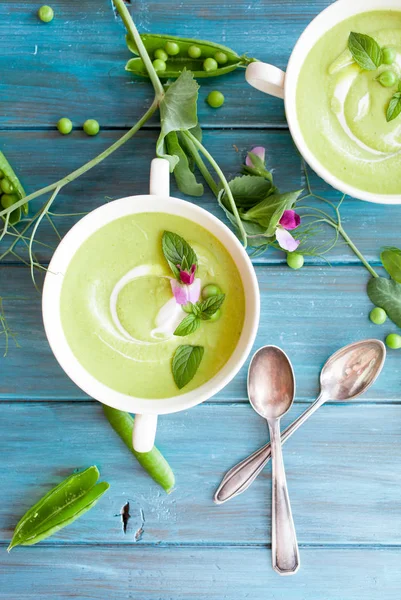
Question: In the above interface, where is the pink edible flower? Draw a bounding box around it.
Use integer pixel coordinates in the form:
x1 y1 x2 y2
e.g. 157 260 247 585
178 263 197 285
275 209 301 252
245 146 266 167
171 278 201 305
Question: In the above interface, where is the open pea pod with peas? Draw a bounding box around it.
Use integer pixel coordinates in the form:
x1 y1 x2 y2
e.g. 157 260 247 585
125 33 256 78
0 151 28 226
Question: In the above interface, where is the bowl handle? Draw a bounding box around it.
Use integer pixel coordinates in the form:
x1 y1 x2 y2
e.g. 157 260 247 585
150 158 170 196
133 413 158 452
245 62 285 99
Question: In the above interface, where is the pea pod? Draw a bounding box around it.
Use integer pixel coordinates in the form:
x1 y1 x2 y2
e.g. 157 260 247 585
125 33 255 78
0 150 28 221
103 405 175 493
8 466 109 551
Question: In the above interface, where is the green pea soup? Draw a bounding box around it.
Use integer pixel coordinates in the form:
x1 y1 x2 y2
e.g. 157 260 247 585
60 213 245 399
297 10 401 194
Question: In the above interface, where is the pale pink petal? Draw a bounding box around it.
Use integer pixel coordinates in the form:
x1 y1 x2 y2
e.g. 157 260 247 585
187 278 201 303
170 279 189 305
279 210 300 231
275 227 300 252
245 146 266 167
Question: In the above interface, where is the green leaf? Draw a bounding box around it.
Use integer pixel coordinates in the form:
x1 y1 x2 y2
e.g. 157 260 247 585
221 175 276 210
156 70 199 170
162 231 198 278
102 406 175 493
174 313 201 336
242 152 273 181
242 190 302 236
172 345 204 389
387 92 401 122
367 277 401 328
8 466 109 551
177 125 202 172
348 32 383 71
166 131 204 197
196 293 226 319
381 248 401 283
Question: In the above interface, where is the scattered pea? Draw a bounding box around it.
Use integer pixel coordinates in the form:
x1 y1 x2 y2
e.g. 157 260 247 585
386 333 401 349
1 178 14 194
376 70 397 88
83 119 100 136
154 48 168 62
207 90 225 108
1 194 18 209
208 309 221 322
38 5 54 23
188 45 201 59
202 284 222 299
382 47 395 65
203 57 218 72
153 58 167 73
287 252 304 270
214 51 228 65
57 117 73 135
165 41 180 56
369 307 387 325
182 302 193 314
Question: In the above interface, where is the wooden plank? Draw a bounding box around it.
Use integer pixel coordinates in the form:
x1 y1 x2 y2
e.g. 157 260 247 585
0 264 398 402
0 129 397 266
1 545 399 600
0 0 332 129
1 402 401 546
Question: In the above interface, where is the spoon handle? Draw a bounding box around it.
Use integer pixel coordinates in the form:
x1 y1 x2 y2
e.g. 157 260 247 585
214 394 325 504
268 418 299 575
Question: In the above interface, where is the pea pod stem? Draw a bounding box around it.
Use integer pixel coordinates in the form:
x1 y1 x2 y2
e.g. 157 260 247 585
183 129 248 247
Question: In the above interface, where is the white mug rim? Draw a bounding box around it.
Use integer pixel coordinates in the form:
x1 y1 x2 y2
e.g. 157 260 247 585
285 0 401 205
42 194 260 415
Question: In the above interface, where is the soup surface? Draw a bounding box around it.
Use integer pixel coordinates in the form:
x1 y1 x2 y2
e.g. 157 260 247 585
60 212 245 399
297 10 401 194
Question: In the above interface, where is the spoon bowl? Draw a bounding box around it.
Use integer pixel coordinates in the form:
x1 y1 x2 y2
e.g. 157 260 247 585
248 346 296 420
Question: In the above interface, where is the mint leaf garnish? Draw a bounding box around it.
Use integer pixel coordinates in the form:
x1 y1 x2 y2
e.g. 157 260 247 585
174 313 200 336
162 231 198 279
348 32 383 71
196 294 225 320
387 92 401 122
172 345 204 389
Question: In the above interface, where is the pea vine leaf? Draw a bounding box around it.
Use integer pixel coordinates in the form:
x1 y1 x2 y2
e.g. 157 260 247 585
156 69 199 170
381 247 401 283
367 277 401 328
220 175 276 210
242 190 302 236
165 131 204 196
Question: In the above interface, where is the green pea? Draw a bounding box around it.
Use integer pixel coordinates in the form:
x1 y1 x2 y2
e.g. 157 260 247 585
369 307 387 325
207 90 225 108
165 41 180 56
154 48 168 61
153 58 167 73
188 45 201 59
376 70 397 88
1 194 18 209
386 333 401 349
382 47 395 65
182 302 193 314
203 57 218 72
201 284 222 299
214 51 228 65
38 5 54 22
57 117 73 135
1 178 14 194
83 119 100 136
208 309 221 322
287 252 304 270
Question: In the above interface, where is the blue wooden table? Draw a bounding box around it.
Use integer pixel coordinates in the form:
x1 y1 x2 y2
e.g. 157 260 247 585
1 1 401 598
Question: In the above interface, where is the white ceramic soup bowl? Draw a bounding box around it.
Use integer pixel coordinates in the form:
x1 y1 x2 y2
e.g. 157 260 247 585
245 0 401 205
42 158 260 452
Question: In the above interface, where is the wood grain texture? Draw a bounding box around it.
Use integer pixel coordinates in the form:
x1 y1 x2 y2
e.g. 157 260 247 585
0 130 398 266
1 546 400 600
1 264 399 402
0 0 332 129
1 402 401 546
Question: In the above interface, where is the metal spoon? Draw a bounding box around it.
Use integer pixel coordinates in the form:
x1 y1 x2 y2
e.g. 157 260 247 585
214 339 386 505
248 345 300 575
